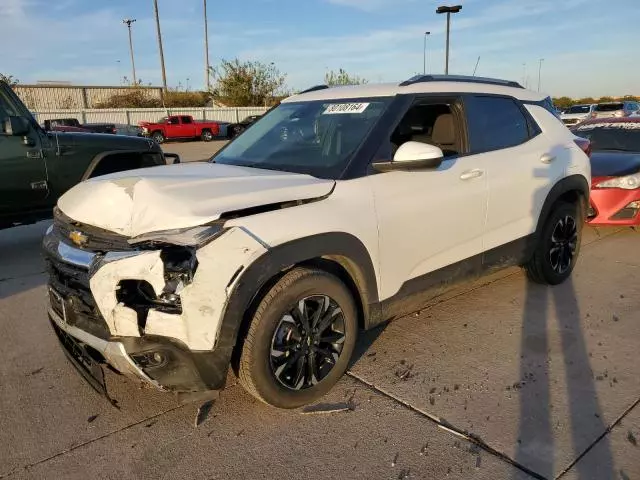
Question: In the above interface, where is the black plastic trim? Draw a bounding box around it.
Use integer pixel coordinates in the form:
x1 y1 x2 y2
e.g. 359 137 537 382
400 74 523 89
218 232 379 358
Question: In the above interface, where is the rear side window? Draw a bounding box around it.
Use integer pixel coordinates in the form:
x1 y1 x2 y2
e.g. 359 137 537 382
596 103 623 112
464 96 530 153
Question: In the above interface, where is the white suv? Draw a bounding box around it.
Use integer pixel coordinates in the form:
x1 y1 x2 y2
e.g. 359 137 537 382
44 75 591 409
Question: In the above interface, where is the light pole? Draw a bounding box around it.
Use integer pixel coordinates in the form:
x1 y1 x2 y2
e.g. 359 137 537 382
204 0 211 91
522 63 527 88
436 5 462 75
537 58 544 92
122 18 137 85
423 31 431 75
153 0 168 91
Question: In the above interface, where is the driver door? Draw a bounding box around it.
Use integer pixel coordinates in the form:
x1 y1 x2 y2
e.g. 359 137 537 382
0 85 49 216
370 97 488 303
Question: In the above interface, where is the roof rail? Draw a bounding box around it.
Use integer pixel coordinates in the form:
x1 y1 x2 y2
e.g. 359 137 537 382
299 84 330 94
399 74 523 89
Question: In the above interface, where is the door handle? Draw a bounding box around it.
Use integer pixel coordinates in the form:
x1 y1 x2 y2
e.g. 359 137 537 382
460 169 484 180
540 153 556 164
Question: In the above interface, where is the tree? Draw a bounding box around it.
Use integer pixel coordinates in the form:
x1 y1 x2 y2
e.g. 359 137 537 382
575 97 596 105
209 59 287 107
597 96 614 103
324 69 367 86
0 73 18 87
552 96 573 110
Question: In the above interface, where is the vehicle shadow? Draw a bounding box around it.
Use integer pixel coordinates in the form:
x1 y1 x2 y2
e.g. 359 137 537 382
349 321 389 368
0 222 49 301
514 159 613 477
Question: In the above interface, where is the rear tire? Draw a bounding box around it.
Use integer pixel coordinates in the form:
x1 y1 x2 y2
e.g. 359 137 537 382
201 129 214 142
525 201 583 285
151 131 165 144
238 267 358 409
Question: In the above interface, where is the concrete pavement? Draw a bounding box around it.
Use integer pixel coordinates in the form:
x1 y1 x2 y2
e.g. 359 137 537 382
0 223 638 479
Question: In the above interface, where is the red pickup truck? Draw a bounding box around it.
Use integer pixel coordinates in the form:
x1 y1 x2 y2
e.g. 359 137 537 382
139 115 220 144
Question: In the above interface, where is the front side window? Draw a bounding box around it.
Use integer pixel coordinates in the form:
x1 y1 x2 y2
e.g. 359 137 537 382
212 97 393 178
181 116 193 124
465 96 530 153
385 100 460 159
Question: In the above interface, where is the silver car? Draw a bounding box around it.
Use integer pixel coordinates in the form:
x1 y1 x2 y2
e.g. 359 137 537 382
560 104 595 127
592 101 640 119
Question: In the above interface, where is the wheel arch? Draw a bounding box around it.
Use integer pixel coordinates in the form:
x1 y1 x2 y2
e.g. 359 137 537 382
81 150 161 180
222 232 379 371
535 174 589 236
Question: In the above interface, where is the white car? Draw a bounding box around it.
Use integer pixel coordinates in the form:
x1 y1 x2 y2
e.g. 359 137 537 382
561 103 595 127
44 75 591 409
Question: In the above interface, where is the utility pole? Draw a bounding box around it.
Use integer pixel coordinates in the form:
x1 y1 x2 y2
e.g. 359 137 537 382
153 0 168 91
204 0 211 91
122 18 137 85
423 31 431 75
537 58 544 92
436 5 462 75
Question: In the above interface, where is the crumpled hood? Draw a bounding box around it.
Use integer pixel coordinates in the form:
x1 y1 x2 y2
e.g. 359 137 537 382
57 163 335 237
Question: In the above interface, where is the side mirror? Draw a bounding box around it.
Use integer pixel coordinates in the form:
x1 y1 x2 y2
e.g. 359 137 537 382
1 116 30 136
372 141 444 172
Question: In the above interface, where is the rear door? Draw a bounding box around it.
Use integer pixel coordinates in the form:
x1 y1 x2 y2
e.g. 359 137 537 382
463 95 565 256
0 84 49 217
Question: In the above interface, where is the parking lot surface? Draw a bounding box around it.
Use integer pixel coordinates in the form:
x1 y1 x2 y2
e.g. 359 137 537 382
1 220 638 479
162 140 228 163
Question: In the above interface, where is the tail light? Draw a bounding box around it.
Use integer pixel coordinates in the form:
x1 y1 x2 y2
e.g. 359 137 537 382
574 137 592 158
112 127 117 134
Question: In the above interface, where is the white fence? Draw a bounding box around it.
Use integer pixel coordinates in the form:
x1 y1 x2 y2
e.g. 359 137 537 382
31 107 269 126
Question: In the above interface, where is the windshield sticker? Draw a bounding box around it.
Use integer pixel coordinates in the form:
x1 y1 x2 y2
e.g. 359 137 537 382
323 103 370 115
576 122 640 130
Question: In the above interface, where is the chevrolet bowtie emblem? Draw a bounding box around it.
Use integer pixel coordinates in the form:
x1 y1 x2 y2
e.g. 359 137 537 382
69 230 88 247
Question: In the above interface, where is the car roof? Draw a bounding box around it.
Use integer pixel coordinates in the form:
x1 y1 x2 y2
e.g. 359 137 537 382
284 77 547 103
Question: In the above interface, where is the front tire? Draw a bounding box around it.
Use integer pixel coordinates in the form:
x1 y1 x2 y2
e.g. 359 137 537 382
525 201 583 285
151 131 165 144
238 267 358 409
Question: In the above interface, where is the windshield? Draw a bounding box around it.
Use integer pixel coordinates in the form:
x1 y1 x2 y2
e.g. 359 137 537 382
567 105 591 114
212 98 393 178
595 103 623 112
574 123 640 152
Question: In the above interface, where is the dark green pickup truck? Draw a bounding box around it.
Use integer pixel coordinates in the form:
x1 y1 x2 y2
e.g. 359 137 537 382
0 81 178 229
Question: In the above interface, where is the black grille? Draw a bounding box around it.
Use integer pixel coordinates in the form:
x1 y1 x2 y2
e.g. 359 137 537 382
54 207 132 252
45 255 111 340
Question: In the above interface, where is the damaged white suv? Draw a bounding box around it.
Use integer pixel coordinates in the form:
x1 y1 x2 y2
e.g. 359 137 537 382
44 75 591 408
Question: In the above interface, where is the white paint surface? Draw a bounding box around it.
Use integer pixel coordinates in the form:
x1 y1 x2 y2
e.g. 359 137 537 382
90 250 165 337
57 162 334 237
88 228 267 350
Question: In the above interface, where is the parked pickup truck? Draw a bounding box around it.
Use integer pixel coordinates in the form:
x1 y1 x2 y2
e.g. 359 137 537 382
139 115 220 144
0 80 180 229
43 118 92 133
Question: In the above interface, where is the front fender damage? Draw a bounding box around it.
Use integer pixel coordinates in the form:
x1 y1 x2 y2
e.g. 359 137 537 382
89 227 268 351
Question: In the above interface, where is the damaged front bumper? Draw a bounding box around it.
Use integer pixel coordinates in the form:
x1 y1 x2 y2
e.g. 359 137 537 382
49 307 228 394
43 216 267 395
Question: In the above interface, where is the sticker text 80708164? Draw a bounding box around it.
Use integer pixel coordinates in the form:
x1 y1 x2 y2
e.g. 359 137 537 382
323 103 370 115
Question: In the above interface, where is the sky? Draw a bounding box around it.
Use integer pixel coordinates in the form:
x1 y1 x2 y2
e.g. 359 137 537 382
1 0 638 98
